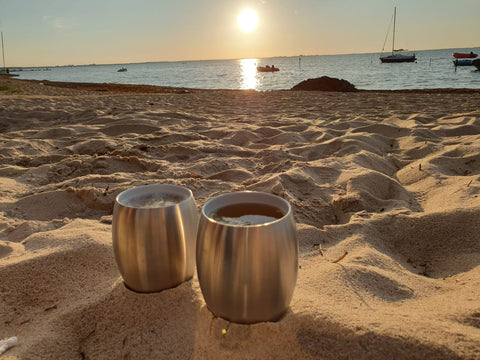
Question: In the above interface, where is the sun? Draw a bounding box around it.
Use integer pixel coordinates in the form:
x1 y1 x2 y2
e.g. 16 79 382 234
237 9 258 33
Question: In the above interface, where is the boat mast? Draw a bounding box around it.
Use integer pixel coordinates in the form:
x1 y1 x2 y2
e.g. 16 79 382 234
1 32 5 71
392 7 396 54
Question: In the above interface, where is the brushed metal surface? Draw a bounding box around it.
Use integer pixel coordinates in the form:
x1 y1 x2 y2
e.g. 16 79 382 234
196 191 298 324
112 184 198 293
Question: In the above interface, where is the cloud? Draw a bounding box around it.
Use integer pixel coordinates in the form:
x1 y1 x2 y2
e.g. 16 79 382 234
42 16 73 31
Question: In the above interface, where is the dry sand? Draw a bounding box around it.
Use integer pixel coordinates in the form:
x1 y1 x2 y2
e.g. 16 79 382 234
0 77 479 359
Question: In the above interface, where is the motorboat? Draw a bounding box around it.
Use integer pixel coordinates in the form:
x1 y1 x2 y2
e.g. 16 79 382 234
453 52 477 59
453 59 473 66
257 65 279 72
117 67 127 72
0 70 19 77
472 59 480 71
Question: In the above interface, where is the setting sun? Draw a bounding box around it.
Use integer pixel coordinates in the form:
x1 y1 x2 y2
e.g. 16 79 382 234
237 9 258 33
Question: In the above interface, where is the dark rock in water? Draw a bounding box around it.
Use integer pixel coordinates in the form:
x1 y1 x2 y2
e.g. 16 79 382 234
291 76 357 92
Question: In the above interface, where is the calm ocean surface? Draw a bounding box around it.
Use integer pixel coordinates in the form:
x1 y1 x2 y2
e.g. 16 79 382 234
12 48 480 91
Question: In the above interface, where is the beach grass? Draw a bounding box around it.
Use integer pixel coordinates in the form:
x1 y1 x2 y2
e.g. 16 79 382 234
0 85 22 93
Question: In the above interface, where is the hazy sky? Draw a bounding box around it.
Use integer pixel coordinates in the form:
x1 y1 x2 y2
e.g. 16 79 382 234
1 0 479 67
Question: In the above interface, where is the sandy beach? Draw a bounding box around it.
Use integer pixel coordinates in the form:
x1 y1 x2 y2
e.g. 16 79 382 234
0 77 479 359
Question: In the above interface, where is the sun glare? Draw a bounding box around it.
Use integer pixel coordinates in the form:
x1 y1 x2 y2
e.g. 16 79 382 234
239 59 259 90
237 9 258 33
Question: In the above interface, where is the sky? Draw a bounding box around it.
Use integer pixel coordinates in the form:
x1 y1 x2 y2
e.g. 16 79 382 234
1 0 479 67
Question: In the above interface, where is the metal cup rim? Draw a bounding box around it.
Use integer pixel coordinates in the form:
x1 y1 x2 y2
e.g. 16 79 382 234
115 183 194 209
201 191 292 228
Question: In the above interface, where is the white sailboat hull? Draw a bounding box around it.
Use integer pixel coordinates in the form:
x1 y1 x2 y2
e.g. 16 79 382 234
380 53 416 63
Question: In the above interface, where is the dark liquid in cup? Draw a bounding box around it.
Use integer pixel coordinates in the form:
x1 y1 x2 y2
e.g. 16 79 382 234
210 203 285 225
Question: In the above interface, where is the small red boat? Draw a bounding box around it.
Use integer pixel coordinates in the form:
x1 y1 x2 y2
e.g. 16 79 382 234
257 65 279 72
453 52 478 59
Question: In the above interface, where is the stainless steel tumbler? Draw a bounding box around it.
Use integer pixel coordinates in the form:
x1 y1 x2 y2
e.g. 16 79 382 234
196 191 298 324
112 184 198 293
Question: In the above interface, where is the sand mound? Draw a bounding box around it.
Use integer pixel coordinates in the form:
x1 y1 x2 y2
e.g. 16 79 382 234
291 76 358 92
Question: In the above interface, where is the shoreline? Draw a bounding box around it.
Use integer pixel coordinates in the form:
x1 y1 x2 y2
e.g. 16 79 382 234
3 76 480 94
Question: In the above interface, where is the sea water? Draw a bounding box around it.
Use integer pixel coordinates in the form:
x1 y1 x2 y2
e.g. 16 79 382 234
11 48 480 91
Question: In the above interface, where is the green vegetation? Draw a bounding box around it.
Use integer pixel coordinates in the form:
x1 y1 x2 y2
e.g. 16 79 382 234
0 85 23 93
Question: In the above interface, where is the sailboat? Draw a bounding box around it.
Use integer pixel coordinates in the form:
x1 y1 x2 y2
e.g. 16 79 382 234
380 7 416 63
0 32 19 77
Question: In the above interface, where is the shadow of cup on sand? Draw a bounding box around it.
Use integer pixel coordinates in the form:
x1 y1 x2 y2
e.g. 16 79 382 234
112 184 198 293
65 279 201 360
196 191 298 324
295 314 465 360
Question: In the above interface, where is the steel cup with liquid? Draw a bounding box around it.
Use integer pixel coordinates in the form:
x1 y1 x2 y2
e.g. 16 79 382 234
112 184 198 292
196 191 298 324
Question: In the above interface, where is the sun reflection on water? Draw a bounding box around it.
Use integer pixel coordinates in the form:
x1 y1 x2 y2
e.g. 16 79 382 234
239 59 259 90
